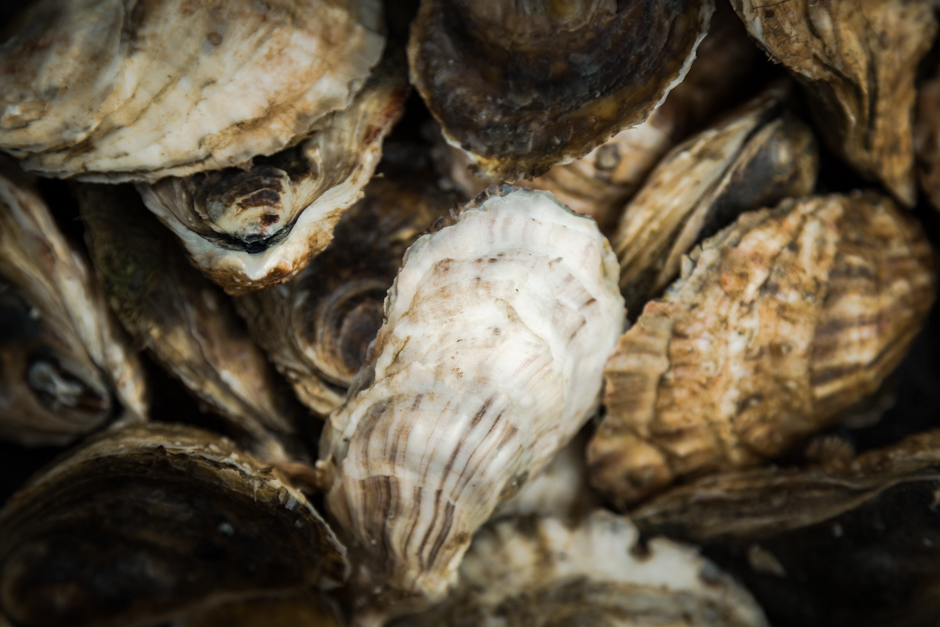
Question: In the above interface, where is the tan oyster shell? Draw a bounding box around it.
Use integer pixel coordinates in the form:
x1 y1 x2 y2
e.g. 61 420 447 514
0 0 384 183
409 0 713 181
235 177 456 417
589 192 935 506
137 57 408 294
0 161 147 446
613 83 819 313
729 0 936 206
78 183 313 466
393 510 768 627
318 187 625 623
0 423 348 627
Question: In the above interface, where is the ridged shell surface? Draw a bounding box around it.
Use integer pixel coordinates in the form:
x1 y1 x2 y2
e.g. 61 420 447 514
319 188 625 621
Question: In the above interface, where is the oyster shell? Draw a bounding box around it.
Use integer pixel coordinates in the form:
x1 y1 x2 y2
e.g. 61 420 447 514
137 56 409 294
729 0 936 206
633 430 940 626
318 187 625 622
0 0 384 183
409 0 714 181
393 510 768 627
235 176 457 416
0 423 348 627
589 192 935 506
0 161 147 446
78 183 313 466
613 82 819 313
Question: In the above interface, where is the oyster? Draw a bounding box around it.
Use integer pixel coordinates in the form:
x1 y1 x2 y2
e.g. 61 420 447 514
0 0 384 183
613 82 819 313
78 183 313 465
318 188 625 622
409 0 714 181
633 430 940 627
235 176 456 416
729 0 936 206
137 57 409 294
0 161 147 447
589 192 935 506
181 594 342 627
0 423 348 627
394 510 768 627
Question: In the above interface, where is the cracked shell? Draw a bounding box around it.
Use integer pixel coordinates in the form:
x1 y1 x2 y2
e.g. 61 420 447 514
590 192 935 506
318 187 625 623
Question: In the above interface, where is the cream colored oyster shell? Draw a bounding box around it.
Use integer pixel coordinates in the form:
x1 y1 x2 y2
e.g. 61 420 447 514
590 192 935 506
394 510 768 627
319 188 625 623
0 0 384 182
0 162 147 446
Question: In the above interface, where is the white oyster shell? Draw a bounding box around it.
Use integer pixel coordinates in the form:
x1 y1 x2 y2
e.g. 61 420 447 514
319 188 625 622
0 0 384 182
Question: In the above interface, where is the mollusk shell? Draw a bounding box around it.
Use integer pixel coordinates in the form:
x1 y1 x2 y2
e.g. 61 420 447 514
590 192 935 506
0 0 385 182
319 187 625 622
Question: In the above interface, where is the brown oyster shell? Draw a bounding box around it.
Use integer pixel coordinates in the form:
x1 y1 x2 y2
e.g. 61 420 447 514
77 184 314 466
613 82 819 314
0 160 147 447
729 0 936 206
0 423 348 627
136 55 409 295
589 192 935 506
409 0 713 181
633 430 940 626
0 0 384 183
235 176 457 417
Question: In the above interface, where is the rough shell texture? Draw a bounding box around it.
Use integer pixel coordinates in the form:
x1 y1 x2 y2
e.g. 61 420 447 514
78 184 313 466
729 0 937 206
319 188 625 622
0 0 384 182
613 82 819 314
0 161 147 446
393 510 768 627
633 430 940 627
409 0 713 181
589 192 935 506
0 423 348 627
137 57 408 294
235 177 456 416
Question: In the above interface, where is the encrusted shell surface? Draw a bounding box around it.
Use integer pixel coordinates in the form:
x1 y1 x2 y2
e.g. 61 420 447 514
0 423 348 627
589 192 935 506
235 177 456 416
137 57 408 294
409 0 713 181
613 82 818 314
393 510 768 627
0 160 147 446
729 0 937 206
318 188 625 622
78 184 313 466
0 0 384 182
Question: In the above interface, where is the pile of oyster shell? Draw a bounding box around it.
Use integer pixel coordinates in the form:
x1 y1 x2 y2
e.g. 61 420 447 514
3 0 940 625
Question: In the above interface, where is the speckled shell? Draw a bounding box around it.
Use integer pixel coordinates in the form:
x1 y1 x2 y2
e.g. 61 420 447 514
0 423 348 627
393 510 768 627
613 83 818 314
729 0 936 206
235 177 456 417
0 0 384 183
0 161 147 446
136 59 408 294
589 192 935 506
318 188 625 623
409 0 713 181
78 184 313 466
